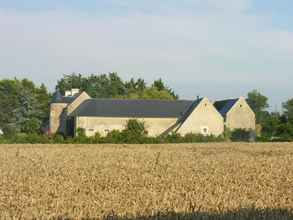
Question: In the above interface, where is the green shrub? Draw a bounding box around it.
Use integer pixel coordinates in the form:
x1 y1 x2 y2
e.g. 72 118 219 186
164 132 183 143
223 127 232 141
25 133 50 144
231 129 255 142
183 133 225 143
125 119 148 136
0 136 7 144
73 128 91 144
103 130 124 143
92 132 102 144
53 134 65 143
121 119 148 143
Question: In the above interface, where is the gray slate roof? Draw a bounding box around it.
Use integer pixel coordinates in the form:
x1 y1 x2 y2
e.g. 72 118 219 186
214 99 239 117
71 99 197 118
51 91 80 104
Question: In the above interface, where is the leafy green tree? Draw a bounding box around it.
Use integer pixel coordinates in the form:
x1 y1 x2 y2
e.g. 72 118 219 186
275 123 293 140
140 87 176 100
56 73 86 95
283 98 293 124
121 119 148 143
56 73 178 100
261 112 281 138
125 78 146 95
153 78 166 91
0 79 50 135
152 78 178 99
0 79 19 134
247 90 269 124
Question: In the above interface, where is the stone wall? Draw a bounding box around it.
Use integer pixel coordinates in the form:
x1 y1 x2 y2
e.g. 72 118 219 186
49 103 68 135
76 117 178 137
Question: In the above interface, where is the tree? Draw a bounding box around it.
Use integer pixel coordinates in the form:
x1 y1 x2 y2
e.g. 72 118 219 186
56 73 178 100
140 87 175 100
122 119 148 143
261 112 281 137
56 73 86 95
152 78 178 99
125 78 146 95
0 79 19 134
247 90 269 124
0 79 50 135
283 98 293 124
153 78 165 91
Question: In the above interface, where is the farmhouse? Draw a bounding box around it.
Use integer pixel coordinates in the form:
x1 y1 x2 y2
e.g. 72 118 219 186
214 97 256 131
50 89 225 137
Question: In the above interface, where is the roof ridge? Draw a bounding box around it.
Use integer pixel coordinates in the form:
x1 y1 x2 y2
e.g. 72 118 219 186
215 98 239 102
87 98 193 102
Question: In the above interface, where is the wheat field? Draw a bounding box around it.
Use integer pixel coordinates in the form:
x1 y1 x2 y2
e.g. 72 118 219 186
0 143 293 220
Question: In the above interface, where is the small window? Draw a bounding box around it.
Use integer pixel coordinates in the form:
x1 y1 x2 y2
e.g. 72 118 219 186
240 104 243 108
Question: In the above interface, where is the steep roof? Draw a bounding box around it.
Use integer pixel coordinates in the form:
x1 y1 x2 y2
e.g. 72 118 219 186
70 99 197 118
51 91 80 104
214 99 239 117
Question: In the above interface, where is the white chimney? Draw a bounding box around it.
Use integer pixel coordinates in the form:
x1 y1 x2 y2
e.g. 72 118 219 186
64 88 80 97
71 88 80 96
65 90 72 97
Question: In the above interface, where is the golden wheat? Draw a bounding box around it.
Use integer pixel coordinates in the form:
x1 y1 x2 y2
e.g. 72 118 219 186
0 143 293 220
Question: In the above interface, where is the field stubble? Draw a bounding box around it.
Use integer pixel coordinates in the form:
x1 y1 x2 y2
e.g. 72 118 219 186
0 143 293 220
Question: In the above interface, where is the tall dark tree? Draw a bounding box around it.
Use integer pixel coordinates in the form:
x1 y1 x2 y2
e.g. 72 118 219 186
152 78 178 100
247 90 269 124
56 73 178 100
283 98 293 124
56 73 86 95
0 79 50 135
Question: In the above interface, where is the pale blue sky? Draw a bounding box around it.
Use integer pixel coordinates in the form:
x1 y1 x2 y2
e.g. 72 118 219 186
0 0 292 110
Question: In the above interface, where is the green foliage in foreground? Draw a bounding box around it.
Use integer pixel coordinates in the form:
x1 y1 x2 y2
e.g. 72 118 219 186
0 120 226 144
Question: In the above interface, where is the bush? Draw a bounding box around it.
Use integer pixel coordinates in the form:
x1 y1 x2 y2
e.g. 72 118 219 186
121 120 148 144
182 133 225 143
164 132 183 143
53 134 65 143
74 128 91 144
103 130 124 143
0 136 6 144
223 127 232 141
231 129 256 142
92 132 102 144
125 119 148 136
25 133 50 144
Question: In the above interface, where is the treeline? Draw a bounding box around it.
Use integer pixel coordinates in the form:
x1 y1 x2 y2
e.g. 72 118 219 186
0 72 293 143
57 72 178 100
247 90 293 141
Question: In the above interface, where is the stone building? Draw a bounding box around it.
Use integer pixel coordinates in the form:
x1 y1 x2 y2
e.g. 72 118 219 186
214 97 256 131
49 89 225 137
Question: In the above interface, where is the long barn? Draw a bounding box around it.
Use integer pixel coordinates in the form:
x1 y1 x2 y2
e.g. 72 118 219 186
49 89 255 137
